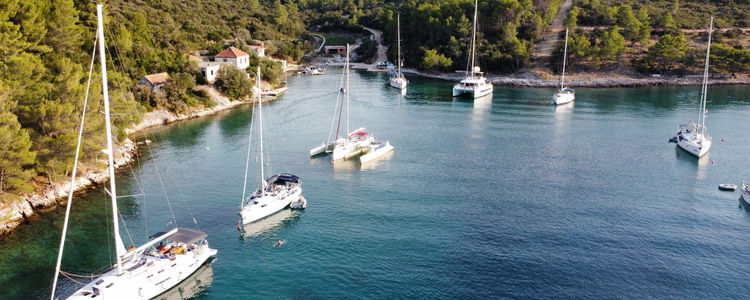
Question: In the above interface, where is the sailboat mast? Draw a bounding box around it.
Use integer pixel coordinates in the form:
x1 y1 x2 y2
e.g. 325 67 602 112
469 0 478 78
397 14 402 77
346 44 350 135
699 17 713 134
561 27 569 90
97 3 126 274
257 67 266 189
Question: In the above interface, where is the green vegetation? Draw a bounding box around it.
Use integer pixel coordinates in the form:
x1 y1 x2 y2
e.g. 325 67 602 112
215 65 254 101
0 0 308 201
319 33 358 46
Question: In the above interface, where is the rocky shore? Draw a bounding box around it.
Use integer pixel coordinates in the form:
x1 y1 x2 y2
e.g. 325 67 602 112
0 86 272 237
402 68 750 87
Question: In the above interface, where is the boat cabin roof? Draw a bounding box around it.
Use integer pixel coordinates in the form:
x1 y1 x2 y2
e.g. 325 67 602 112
149 227 208 244
266 173 299 184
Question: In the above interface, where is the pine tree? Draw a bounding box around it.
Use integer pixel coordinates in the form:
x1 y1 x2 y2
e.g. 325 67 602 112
0 111 36 200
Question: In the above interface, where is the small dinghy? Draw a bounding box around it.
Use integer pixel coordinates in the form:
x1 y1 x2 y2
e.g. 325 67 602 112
668 136 678 143
290 196 307 209
718 184 737 191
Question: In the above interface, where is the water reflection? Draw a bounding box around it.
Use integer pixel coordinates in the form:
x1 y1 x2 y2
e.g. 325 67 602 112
674 146 711 179
242 209 302 238
154 261 215 300
473 94 492 115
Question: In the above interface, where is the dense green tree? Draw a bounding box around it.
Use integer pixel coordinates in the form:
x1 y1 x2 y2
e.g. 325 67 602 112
597 25 625 64
564 6 579 28
44 0 83 58
419 48 453 71
214 65 253 100
644 33 687 72
0 112 36 199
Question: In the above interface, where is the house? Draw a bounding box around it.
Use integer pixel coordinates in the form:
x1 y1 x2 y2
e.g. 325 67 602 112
215 46 250 70
199 62 222 83
248 40 265 57
324 46 346 55
138 72 170 92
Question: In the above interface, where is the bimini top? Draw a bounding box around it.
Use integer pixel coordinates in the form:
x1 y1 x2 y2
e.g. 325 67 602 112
267 173 300 184
149 227 208 244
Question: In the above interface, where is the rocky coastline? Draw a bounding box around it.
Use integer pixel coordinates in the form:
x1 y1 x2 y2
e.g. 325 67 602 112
401 68 750 88
0 86 271 237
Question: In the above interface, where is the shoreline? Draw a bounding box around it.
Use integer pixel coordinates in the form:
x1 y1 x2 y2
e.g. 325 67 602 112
401 68 750 88
0 85 281 237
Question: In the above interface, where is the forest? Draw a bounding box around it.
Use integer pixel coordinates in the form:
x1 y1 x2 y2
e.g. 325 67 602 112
2 0 750 206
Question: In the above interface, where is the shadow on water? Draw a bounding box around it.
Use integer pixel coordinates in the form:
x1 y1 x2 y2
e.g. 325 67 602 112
217 105 253 140
738 196 750 212
241 209 302 238
154 260 215 300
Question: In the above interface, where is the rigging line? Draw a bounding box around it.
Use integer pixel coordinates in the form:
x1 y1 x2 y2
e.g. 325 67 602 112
128 160 148 238
144 141 178 227
59 271 88 286
326 68 348 144
51 34 98 300
117 204 135 247
240 103 255 208
102 186 113 268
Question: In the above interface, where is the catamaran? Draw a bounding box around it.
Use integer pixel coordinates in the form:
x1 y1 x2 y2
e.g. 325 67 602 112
389 14 407 90
553 27 575 105
310 44 394 163
50 4 216 299
240 68 305 224
676 17 713 158
452 0 493 98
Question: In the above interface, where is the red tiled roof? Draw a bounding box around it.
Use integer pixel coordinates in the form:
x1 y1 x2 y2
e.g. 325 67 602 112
142 72 170 85
215 46 249 58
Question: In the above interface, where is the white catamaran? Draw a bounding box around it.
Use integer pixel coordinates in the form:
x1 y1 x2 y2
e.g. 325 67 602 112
676 17 713 158
309 44 394 164
51 4 216 299
389 13 407 90
553 27 575 105
452 0 493 98
240 67 305 225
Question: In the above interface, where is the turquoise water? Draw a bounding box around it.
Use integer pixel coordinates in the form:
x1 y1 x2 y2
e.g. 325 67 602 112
3 71 750 298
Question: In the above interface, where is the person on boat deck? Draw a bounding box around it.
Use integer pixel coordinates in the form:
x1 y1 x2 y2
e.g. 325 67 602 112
157 242 166 254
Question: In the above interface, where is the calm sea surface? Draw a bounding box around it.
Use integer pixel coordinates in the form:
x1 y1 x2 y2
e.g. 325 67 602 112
3 70 750 299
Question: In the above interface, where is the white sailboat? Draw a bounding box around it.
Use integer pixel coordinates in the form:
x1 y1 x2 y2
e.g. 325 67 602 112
51 4 216 299
389 14 407 90
676 17 713 158
309 44 394 163
452 0 493 98
240 67 304 225
553 27 575 105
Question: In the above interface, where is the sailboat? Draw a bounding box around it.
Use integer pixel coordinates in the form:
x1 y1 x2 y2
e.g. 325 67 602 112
310 44 393 163
742 181 750 203
240 67 305 225
51 4 216 299
676 17 713 158
452 0 493 98
553 27 575 105
389 14 407 90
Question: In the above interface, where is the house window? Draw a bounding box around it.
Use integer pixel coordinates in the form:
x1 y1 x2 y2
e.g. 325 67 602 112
223 58 227 62
211 70 214 75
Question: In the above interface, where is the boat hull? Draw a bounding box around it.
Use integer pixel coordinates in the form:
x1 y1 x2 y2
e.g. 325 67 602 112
66 243 216 299
677 135 712 157
241 186 301 224
389 76 407 89
360 142 394 164
452 83 493 98
553 91 574 105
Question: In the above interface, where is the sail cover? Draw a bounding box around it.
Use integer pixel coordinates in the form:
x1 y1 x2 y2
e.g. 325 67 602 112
149 227 208 244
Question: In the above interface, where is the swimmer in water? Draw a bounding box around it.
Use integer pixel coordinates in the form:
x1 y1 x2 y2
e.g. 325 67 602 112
274 240 285 247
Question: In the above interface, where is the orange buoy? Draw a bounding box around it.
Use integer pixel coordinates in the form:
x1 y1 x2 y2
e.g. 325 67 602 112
722 138 725 142
237 225 242 232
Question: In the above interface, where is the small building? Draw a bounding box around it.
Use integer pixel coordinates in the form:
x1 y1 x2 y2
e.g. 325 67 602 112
138 72 170 92
199 62 222 83
324 46 346 55
248 40 265 57
215 46 250 70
